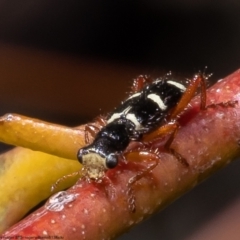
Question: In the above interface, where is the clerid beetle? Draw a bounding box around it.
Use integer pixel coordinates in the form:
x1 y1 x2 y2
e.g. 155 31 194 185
77 73 208 179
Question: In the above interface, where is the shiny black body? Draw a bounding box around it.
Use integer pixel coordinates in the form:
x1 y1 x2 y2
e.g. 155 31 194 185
77 77 186 169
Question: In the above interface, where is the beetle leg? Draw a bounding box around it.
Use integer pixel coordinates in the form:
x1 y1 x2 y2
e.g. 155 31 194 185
124 150 160 212
85 125 100 144
102 175 117 200
143 121 188 166
95 115 107 127
170 72 207 120
206 100 238 109
85 116 107 144
131 75 152 93
51 171 81 192
169 72 237 120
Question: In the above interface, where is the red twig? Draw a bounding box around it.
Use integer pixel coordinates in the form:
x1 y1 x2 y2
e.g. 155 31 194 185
2 69 240 240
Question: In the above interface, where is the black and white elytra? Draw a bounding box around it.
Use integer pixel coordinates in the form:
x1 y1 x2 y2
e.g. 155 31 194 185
77 74 191 179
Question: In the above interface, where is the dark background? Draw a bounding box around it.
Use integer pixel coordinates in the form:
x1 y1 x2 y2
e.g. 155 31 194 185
0 1 239 78
0 1 240 239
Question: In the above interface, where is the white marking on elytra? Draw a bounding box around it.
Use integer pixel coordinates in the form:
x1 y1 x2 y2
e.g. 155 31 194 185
126 92 141 100
147 93 167 110
107 105 132 124
126 113 143 130
153 79 161 84
167 80 186 91
107 102 143 130
107 112 121 123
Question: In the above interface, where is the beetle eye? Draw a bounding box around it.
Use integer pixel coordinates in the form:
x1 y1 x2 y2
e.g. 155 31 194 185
77 148 84 163
106 154 118 169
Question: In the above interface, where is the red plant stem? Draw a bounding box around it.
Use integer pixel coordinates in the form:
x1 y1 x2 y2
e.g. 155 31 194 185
2 69 240 240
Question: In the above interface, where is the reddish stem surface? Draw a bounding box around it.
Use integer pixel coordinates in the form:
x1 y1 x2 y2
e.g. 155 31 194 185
2 70 240 240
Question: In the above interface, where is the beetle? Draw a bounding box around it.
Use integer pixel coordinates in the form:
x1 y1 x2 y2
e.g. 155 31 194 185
77 72 208 180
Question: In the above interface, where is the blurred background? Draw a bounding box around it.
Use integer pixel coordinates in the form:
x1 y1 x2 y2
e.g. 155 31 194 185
0 1 240 239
